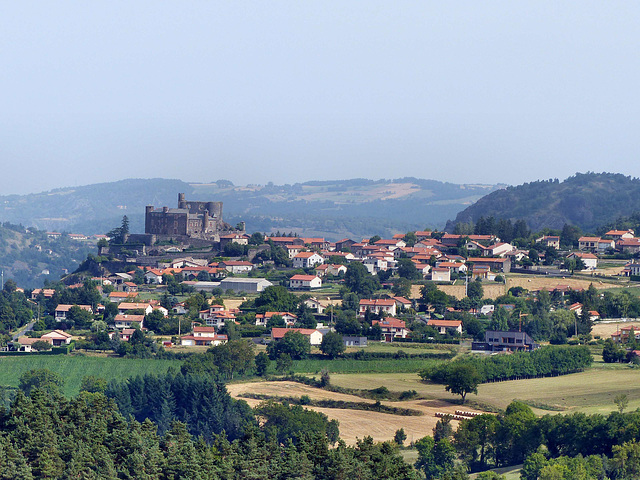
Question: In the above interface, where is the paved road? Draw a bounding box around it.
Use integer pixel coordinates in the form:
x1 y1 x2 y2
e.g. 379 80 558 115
11 321 35 342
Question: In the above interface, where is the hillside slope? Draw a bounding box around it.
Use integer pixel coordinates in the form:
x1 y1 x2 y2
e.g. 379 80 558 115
0 178 503 240
446 172 640 232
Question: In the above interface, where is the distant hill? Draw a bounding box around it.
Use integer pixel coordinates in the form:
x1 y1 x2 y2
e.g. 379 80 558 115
0 178 503 240
446 172 640 233
0 224 95 288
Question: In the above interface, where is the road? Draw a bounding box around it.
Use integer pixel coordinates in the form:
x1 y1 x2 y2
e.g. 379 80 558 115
11 321 35 342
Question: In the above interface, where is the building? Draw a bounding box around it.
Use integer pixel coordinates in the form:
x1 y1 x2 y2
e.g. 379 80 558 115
289 275 322 290
181 332 228 346
566 252 598 270
54 304 93 321
145 193 239 240
536 236 561 249
472 330 539 352
372 318 409 342
292 252 324 269
578 237 614 254
271 327 323 346
219 260 254 274
343 336 368 347
255 312 298 327
430 267 451 282
114 314 145 329
219 277 273 293
427 319 463 335
117 302 153 316
41 330 73 346
359 299 397 317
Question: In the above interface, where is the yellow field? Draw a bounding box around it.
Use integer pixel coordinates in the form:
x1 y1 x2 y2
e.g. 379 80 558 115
226 381 482 445
591 321 640 338
410 274 622 301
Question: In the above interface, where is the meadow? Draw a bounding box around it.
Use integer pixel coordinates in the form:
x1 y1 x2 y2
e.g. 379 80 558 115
329 364 640 415
291 357 444 375
0 355 182 396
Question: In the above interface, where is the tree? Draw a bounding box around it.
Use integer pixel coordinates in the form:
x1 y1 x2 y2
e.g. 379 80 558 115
344 263 380 297
445 364 481 403
397 258 420 280
31 340 52 351
80 375 107 393
255 352 270 377
19 369 64 396
603 338 625 363
320 332 345 358
267 331 310 360
392 278 412 298
394 428 407 446
276 353 293 374
615 393 629 413
467 279 484 299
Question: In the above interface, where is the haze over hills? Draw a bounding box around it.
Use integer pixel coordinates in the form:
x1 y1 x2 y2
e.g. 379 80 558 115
446 172 640 233
0 178 503 240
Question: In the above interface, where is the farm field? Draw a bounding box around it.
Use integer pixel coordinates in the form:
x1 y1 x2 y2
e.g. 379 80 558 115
0 355 182 396
227 380 482 445
329 367 640 415
592 321 640 338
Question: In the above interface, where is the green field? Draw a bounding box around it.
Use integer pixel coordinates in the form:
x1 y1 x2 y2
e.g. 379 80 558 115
0 355 182 396
329 366 640 415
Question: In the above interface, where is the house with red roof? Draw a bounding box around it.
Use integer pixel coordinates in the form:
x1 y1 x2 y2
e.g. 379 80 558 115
372 318 409 342
292 251 324 269
289 275 322 290
271 327 323 345
427 319 463 335
255 311 298 327
359 299 397 317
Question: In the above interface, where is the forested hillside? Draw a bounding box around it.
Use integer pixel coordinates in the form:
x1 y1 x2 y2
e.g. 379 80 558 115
446 172 640 232
0 178 502 240
0 223 94 288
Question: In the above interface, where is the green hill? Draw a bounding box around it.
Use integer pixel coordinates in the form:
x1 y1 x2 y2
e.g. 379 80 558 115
446 172 640 233
0 178 503 240
0 223 95 288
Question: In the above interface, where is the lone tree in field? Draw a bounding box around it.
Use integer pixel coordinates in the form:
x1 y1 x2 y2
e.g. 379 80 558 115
445 364 481 403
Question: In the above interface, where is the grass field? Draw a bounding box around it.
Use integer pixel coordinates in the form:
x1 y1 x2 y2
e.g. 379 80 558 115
329 366 640 415
0 355 182 396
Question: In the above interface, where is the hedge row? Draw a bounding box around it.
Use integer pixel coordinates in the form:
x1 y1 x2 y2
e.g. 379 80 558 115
239 393 423 416
421 345 592 384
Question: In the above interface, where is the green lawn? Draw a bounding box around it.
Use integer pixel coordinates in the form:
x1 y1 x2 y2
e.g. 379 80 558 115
0 355 182 396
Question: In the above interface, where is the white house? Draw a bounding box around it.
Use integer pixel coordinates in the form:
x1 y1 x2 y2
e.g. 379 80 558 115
289 275 322 289
219 261 254 274
292 252 324 269
567 252 598 270
427 319 463 335
114 314 145 329
54 304 93 321
117 302 153 316
271 327 323 346
430 267 451 282
255 312 298 327
359 299 397 317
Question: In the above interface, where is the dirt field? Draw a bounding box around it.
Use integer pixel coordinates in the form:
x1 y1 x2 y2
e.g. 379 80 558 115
227 381 482 445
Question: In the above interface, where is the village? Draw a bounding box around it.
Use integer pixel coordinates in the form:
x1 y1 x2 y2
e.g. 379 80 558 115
10 202 640 357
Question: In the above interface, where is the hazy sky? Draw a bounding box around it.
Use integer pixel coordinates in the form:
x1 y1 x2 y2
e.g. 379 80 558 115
2 2 640 194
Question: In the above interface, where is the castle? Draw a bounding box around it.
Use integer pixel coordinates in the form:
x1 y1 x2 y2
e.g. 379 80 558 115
145 193 235 240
